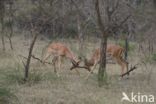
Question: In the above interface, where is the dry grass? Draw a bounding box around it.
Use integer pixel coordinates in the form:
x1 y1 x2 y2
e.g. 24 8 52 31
0 36 156 104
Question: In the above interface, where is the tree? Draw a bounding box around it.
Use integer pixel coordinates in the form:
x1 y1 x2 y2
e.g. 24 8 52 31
7 1 14 50
0 0 5 51
95 0 108 86
95 0 130 86
24 24 39 80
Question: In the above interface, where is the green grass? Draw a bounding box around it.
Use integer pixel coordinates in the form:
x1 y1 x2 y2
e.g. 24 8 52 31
0 62 24 85
0 86 18 104
152 53 156 61
142 53 156 63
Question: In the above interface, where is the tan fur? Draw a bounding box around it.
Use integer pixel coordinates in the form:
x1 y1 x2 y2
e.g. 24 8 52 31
43 42 80 76
85 44 128 79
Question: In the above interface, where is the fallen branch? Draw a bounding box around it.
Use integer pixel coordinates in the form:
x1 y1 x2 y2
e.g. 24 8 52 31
31 55 52 65
70 59 115 72
121 63 139 77
18 54 52 65
70 65 91 72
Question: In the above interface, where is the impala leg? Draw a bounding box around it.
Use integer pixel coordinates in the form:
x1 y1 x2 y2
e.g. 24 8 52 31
58 56 61 70
120 57 129 75
116 57 125 77
52 56 59 76
85 62 98 80
57 56 62 77
43 52 51 62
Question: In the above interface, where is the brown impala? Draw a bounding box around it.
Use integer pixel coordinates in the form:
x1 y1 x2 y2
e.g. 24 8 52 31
42 42 81 77
83 44 128 79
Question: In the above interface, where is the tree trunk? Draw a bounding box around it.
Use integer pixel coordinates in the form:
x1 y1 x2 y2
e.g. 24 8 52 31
8 2 13 50
148 39 152 55
95 0 108 86
61 0 65 37
124 36 129 61
153 0 156 7
0 1 5 51
98 35 107 86
1 17 5 51
24 32 38 81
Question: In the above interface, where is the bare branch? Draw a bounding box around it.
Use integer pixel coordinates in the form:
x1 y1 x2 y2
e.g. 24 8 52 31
70 0 96 25
70 65 91 72
24 30 39 80
95 0 107 36
107 0 119 18
110 14 131 34
70 0 85 17
19 54 52 65
118 15 131 28
21 60 26 68
121 63 139 77
31 55 52 65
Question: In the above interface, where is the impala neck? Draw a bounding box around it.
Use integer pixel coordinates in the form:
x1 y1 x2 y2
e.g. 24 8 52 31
85 52 98 67
84 57 94 67
89 58 95 66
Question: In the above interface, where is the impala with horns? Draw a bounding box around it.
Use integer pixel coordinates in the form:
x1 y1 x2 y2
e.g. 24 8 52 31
83 44 128 79
42 42 81 77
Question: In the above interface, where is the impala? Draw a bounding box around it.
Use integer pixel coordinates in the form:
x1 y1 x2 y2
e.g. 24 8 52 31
42 42 81 77
84 44 128 79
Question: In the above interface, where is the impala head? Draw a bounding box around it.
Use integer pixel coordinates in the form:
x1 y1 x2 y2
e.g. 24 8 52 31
71 54 84 67
70 56 91 72
84 58 94 67
74 56 93 72
71 56 82 67
83 57 94 71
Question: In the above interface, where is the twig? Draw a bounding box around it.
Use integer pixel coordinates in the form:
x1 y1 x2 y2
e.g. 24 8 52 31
18 55 28 60
31 55 52 65
21 60 26 68
117 14 131 28
70 65 91 72
18 54 52 65
121 63 139 77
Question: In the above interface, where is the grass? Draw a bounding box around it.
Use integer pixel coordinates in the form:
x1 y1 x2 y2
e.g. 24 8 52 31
0 86 18 104
152 53 156 61
0 36 156 104
141 53 156 63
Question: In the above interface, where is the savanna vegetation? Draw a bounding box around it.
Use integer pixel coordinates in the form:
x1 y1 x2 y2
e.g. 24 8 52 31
0 0 156 104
